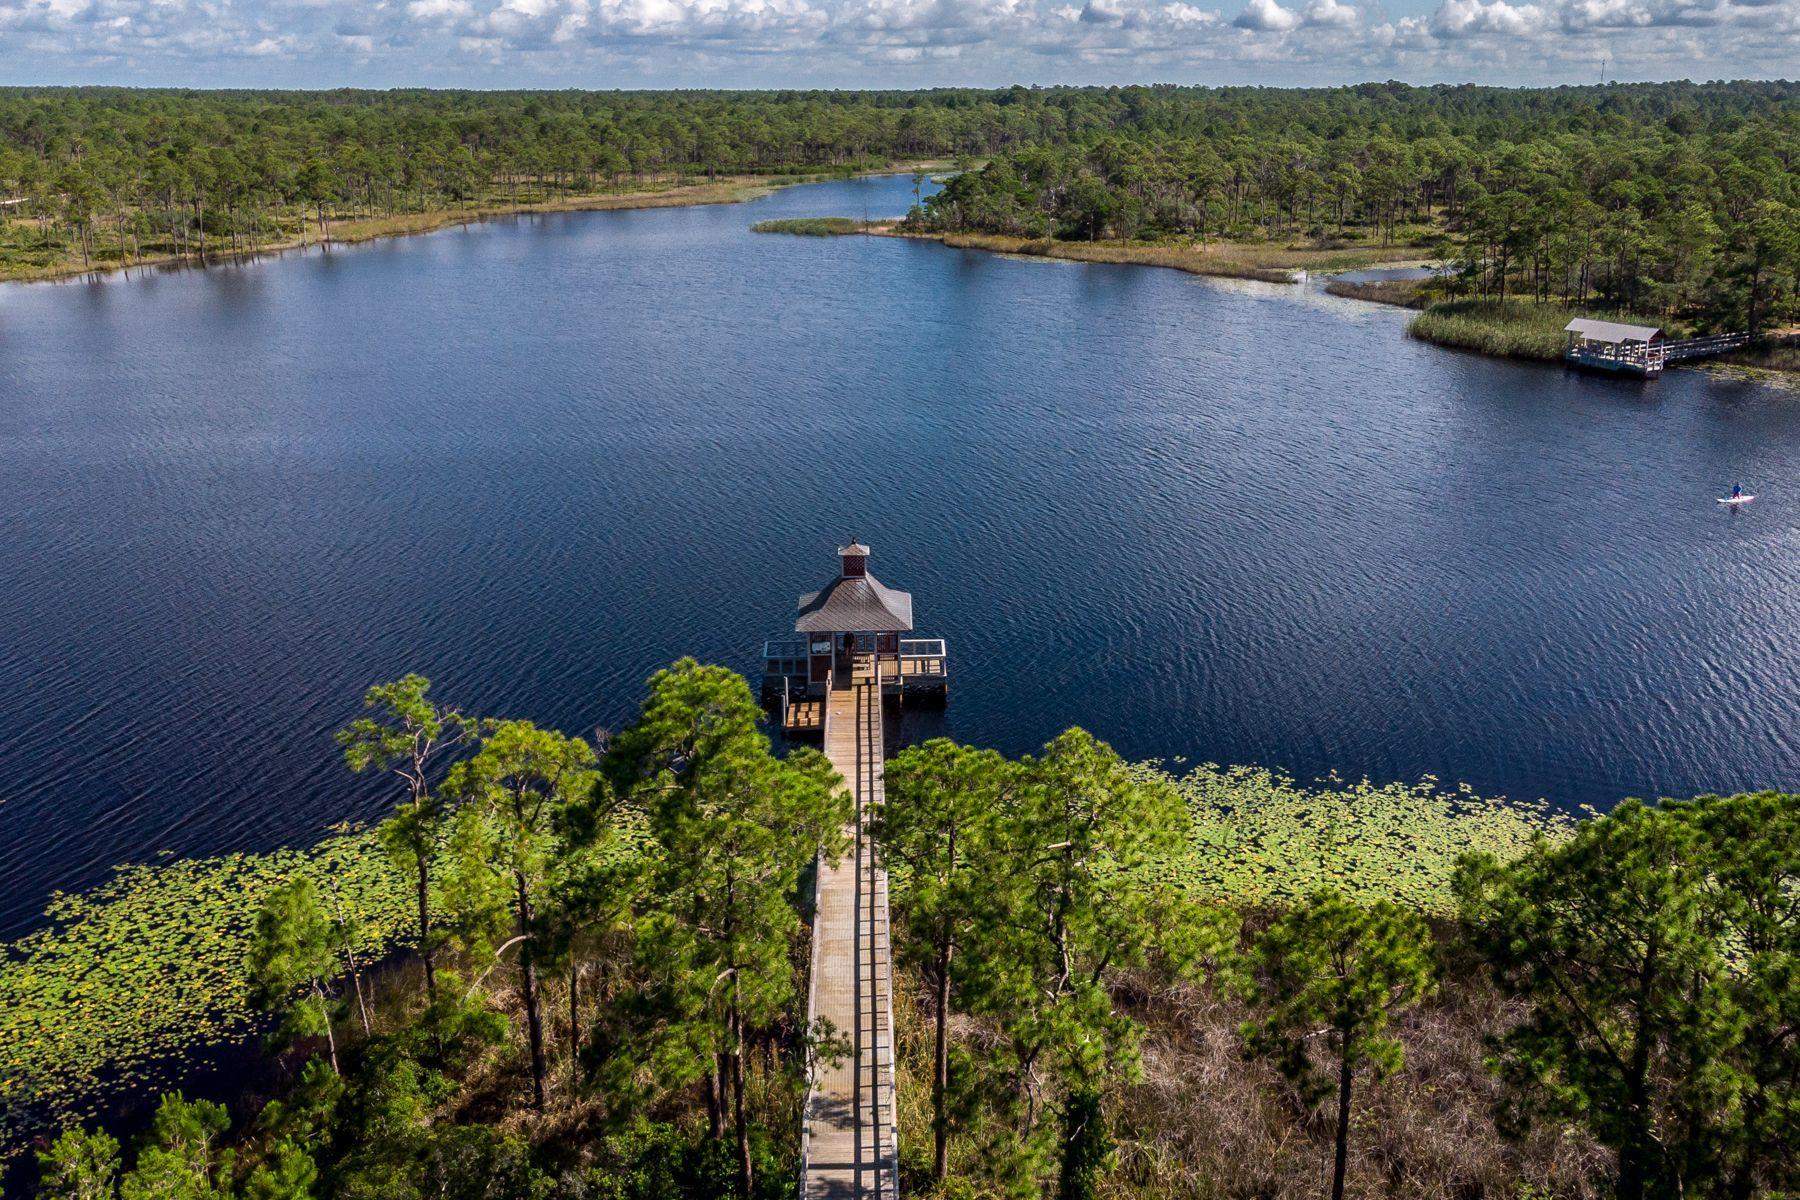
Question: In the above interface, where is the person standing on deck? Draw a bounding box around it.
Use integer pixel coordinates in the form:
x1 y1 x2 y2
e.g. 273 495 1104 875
1732 483 1743 499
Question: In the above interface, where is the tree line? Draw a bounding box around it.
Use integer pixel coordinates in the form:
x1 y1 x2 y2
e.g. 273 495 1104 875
4 80 1799 326
27 664 1800 1199
908 84 1800 334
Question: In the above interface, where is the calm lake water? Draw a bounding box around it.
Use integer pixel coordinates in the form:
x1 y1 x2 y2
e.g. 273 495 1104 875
4 172 1799 937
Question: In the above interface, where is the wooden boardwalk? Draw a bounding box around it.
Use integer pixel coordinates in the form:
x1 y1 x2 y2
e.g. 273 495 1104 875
801 676 898 1200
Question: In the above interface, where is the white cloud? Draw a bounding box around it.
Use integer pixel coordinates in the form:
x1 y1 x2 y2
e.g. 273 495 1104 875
0 0 1794 85
1303 0 1357 23
1430 0 1544 36
407 0 472 20
1233 0 1301 28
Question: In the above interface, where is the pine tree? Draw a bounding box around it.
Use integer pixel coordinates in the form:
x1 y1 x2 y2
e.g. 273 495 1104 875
443 718 597 1110
338 674 468 1007
1243 890 1435 1200
606 659 847 1197
36 1127 120 1200
877 738 1021 1182
247 878 344 1074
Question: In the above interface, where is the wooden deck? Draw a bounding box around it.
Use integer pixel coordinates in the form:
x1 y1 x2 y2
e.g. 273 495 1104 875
783 696 824 733
801 677 898 1199
890 655 946 680
764 639 949 725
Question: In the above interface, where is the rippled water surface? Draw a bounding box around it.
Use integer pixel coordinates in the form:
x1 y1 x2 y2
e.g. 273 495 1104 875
4 173 1799 937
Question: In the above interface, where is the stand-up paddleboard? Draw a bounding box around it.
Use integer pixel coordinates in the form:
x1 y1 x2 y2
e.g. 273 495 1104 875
1718 494 1756 505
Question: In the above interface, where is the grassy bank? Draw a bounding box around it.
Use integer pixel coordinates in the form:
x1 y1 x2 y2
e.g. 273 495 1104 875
1406 298 1690 363
1719 338 1800 374
1323 276 1433 308
878 228 1432 285
751 217 866 236
0 176 772 286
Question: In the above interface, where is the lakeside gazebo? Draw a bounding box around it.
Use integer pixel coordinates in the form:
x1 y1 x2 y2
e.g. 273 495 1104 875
795 541 914 688
761 542 948 733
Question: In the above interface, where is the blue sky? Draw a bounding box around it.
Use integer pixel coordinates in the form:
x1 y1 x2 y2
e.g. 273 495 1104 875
0 0 1794 88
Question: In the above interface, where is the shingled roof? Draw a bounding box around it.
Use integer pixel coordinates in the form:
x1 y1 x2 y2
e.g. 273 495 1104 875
796 574 914 633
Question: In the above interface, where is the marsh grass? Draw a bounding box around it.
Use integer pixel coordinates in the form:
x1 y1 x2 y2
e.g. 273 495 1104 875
1407 300 1575 360
895 231 1431 285
752 217 866 235
1324 277 1432 308
1407 298 1686 362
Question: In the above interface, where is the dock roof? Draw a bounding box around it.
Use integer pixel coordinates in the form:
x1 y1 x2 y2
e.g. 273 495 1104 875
1566 317 1662 344
796 574 914 633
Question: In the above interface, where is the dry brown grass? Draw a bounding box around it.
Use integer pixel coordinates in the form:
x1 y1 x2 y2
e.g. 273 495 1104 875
1324 277 1433 308
877 229 1433 286
890 932 1608 1200
1110 965 1606 1200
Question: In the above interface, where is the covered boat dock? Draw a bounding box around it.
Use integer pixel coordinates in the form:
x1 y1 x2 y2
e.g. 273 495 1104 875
1564 317 1667 376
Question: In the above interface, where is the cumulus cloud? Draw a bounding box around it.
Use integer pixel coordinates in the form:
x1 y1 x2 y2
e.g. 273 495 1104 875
0 0 1794 85
1429 0 1542 36
1302 0 1357 23
1233 0 1301 28
407 0 473 21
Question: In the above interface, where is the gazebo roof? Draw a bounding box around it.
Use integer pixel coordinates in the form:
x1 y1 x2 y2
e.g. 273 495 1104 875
796 574 914 633
1566 317 1662 344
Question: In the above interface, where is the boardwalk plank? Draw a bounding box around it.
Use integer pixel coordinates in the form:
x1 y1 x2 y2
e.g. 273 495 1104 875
801 679 898 1200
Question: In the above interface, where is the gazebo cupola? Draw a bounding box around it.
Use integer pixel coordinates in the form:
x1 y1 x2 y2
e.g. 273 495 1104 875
838 541 870 578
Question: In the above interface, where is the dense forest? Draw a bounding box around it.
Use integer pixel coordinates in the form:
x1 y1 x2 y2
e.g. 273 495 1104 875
907 84 1800 334
16 664 1800 1200
2 82 1798 336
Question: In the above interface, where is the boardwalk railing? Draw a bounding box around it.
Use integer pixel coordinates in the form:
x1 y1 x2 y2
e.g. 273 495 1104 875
1664 332 1750 362
798 842 823 1194
1568 341 1666 372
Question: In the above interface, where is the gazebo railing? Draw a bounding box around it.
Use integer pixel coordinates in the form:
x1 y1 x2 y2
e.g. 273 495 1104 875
764 638 810 676
764 635 948 697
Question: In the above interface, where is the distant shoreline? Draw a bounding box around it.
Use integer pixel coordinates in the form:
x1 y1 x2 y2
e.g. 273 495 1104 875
0 163 952 290
826 224 1800 379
